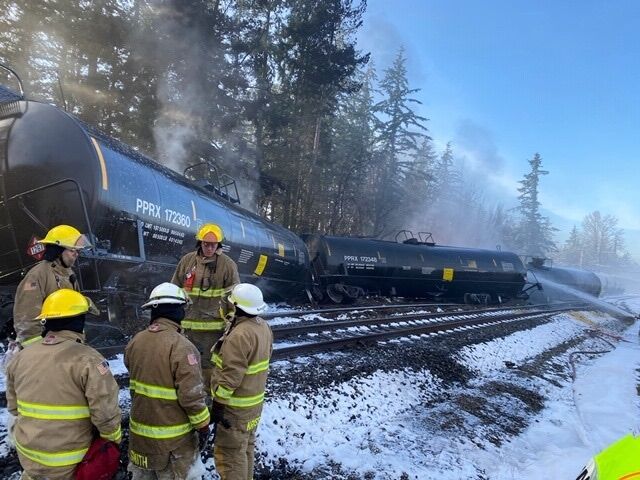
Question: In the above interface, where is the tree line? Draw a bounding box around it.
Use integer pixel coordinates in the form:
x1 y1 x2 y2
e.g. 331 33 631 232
0 0 633 269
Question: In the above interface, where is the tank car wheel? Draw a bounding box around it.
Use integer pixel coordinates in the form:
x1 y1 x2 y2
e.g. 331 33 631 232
326 285 344 304
310 285 324 303
464 293 491 305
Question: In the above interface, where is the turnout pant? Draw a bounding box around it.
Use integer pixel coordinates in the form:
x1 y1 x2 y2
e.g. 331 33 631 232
128 439 199 480
214 424 257 480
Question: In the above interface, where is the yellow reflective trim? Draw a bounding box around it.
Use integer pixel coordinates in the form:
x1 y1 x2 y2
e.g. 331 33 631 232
15 439 87 467
211 356 269 375
246 359 269 375
188 407 210 426
211 352 223 368
129 418 192 439
100 425 122 443
254 255 267 275
214 385 234 399
247 416 261 431
188 287 226 298
21 335 42 347
181 319 225 331
130 379 178 400
17 399 90 420
219 391 265 408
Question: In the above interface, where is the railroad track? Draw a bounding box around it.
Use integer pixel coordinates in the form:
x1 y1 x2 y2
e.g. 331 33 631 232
269 302 593 360
262 301 465 320
91 302 588 359
0 302 596 408
90 302 470 358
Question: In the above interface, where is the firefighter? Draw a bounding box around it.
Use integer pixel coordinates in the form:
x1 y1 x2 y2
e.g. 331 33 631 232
5 288 122 480
125 282 211 479
171 223 240 395
575 433 640 480
210 283 272 480
12 224 92 348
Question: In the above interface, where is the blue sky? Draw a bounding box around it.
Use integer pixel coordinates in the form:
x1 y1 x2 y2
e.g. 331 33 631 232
357 1 640 258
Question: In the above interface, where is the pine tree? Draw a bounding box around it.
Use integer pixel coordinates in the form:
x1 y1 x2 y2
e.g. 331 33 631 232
513 153 556 256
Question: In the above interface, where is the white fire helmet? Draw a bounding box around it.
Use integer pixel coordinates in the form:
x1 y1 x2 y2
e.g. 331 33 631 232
227 283 267 316
141 282 191 309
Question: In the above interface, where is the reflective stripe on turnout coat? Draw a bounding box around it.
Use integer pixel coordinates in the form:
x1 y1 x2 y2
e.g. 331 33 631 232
171 249 239 334
210 315 273 430
6 330 122 479
125 317 210 459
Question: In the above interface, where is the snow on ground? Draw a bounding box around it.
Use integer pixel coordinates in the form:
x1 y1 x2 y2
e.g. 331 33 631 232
457 313 585 373
484 327 640 479
258 304 640 479
261 367 443 475
0 297 638 479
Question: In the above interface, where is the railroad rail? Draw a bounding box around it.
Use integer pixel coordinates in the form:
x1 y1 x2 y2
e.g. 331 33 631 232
92 302 589 359
0 302 600 408
270 303 593 360
262 301 465 320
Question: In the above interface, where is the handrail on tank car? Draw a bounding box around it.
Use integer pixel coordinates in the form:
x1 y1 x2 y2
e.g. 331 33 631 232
395 230 437 246
183 160 241 204
0 64 25 99
395 230 415 243
6 178 101 291
219 172 241 204
417 232 436 245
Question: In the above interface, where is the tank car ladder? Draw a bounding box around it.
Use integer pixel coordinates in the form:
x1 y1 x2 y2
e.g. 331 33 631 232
0 189 24 278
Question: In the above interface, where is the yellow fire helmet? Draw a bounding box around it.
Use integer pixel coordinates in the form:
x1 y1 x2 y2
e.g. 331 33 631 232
36 289 92 320
195 223 224 243
38 224 92 249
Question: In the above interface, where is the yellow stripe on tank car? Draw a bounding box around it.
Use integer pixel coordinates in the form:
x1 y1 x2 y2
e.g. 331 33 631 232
90 137 108 191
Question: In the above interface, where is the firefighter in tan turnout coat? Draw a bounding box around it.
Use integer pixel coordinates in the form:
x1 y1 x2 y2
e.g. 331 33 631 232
210 283 273 480
125 282 210 479
171 223 240 395
6 289 122 480
12 224 91 347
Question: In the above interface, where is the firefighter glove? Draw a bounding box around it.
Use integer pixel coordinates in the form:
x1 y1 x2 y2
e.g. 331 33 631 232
212 400 230 428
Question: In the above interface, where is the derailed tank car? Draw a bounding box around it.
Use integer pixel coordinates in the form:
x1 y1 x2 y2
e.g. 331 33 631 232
305 232 528 303
0 76 309 340
525 257 602 301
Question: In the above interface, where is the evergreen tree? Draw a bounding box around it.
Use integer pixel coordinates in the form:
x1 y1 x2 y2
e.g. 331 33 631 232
256 0 368 230
372 47 428 236
559 225 583 266
324 65 377 234
513 153 556 256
